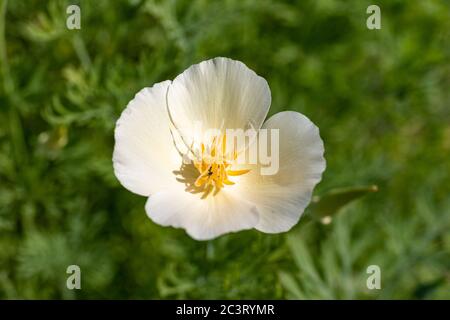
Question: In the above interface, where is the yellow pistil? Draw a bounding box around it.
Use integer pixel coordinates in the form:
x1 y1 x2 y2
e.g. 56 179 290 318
193 135 250 195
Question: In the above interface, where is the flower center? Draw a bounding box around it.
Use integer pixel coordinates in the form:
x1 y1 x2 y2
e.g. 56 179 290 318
193 135 250 195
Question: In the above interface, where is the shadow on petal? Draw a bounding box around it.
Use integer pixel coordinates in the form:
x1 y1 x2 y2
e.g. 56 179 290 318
172 163 215 199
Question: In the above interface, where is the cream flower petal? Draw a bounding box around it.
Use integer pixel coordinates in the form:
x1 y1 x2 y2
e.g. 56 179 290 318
145 185 259 240
237 111 326 233
113 80 182 196
166 57 271 143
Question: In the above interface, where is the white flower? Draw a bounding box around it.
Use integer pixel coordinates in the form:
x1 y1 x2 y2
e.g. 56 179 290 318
113 57 325 240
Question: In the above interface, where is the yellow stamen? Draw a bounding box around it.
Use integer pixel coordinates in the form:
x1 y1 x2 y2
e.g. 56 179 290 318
193 134 250 196
227 169 251 176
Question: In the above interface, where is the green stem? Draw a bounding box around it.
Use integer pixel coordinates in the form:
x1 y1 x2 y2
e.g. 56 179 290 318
0 0 13 94
0 0 28 169
72 34 92 71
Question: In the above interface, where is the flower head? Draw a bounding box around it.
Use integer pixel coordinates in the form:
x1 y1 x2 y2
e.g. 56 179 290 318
113 57 325 240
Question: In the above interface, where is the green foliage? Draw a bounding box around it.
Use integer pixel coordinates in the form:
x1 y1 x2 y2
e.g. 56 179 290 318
0 0 449 299
305 185 378 223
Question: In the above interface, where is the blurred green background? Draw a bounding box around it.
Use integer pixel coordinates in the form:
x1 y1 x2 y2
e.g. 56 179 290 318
0 0 449 299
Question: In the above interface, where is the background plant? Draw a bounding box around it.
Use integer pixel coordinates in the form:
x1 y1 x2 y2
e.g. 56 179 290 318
0 0 449 299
